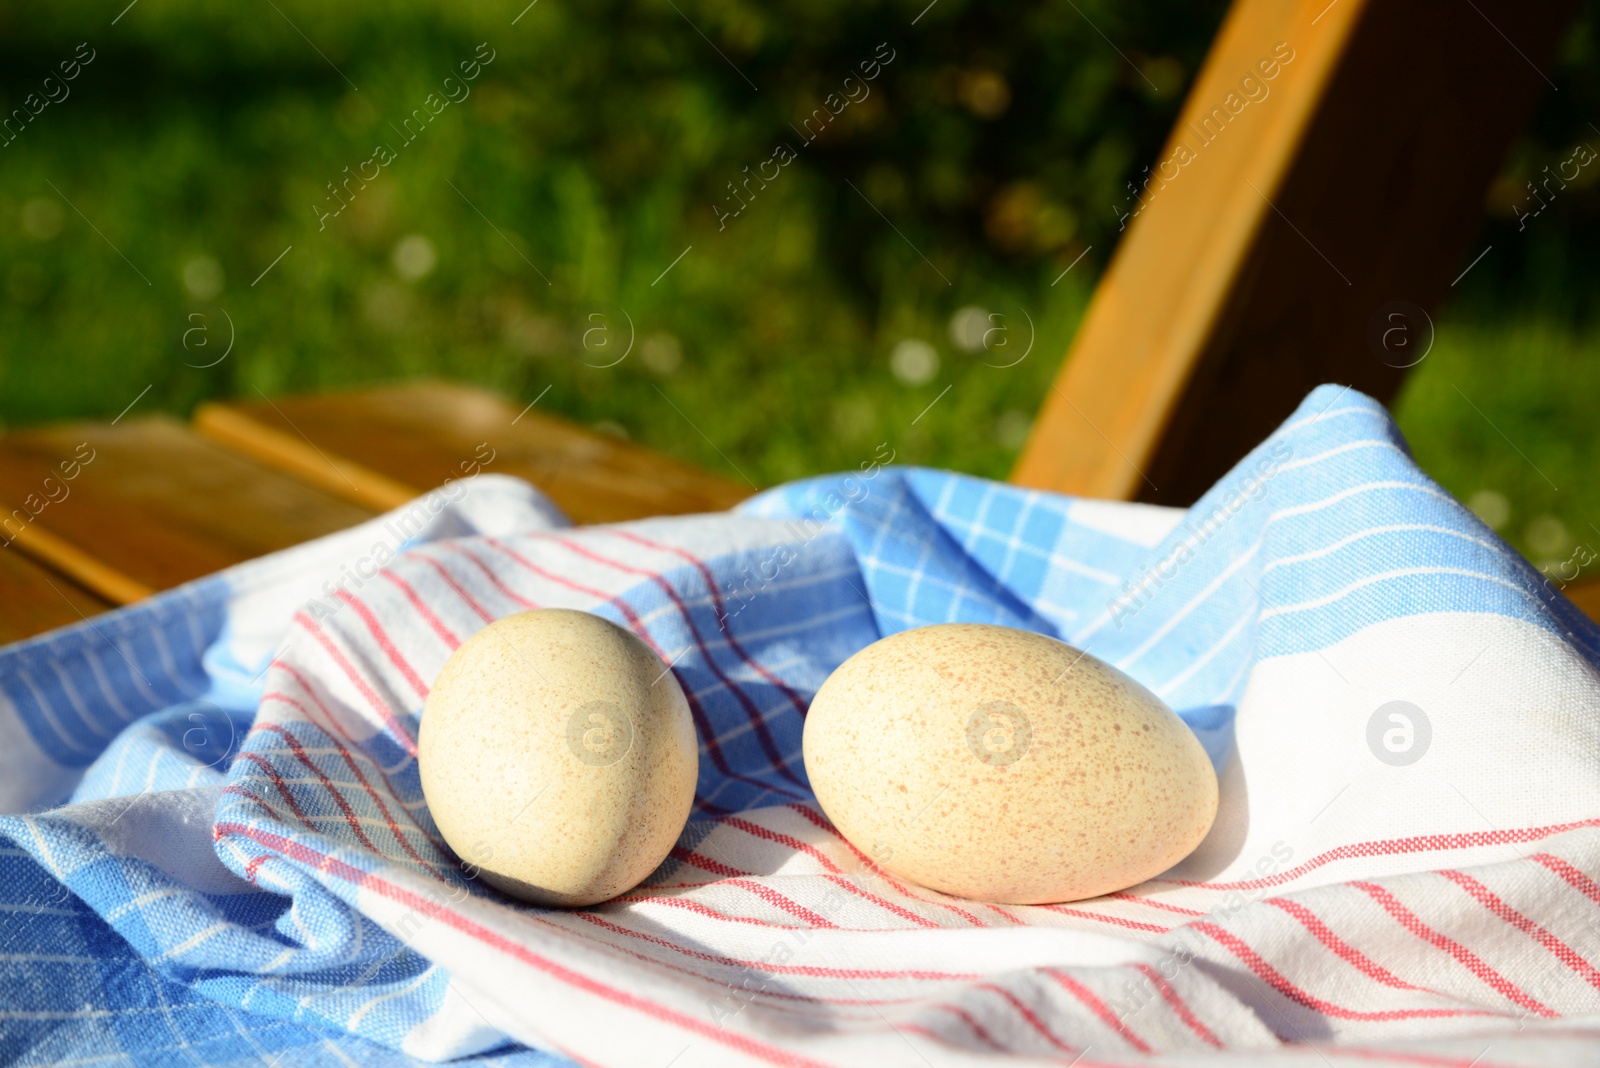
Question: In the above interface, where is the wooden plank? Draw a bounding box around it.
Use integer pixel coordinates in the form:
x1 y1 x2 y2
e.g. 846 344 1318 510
191 403 420 512
0 417 375 598
1013 0 1574 505
1563 578 1600 626
6 520 155 605
195 381 752 524
0 546 112 644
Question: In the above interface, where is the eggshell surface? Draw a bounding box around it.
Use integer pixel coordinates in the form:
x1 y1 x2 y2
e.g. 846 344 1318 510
802 623 1217 904
419 608 698 907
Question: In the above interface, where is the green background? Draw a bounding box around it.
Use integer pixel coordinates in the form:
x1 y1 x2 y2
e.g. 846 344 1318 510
1 0 1598 569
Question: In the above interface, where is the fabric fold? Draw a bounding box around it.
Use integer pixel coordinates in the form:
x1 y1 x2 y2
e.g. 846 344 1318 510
2 386 1597 1067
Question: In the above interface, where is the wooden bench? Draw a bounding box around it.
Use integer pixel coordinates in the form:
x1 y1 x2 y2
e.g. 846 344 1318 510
0 383 747 644
1012 0 1574 503
4 372 1595 645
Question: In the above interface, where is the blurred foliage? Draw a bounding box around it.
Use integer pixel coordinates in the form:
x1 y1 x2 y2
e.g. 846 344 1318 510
1391 3 1600 565
1435 7 1600 323
1398 319 1600 573
0 0 1597 567
0 0 1221 487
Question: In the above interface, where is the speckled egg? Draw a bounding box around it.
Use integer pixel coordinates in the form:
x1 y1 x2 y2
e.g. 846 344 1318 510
419 608 697 907
802 623 1217 904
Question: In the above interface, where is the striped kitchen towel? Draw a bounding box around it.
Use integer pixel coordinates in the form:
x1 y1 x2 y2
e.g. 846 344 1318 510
1 384 1598 1067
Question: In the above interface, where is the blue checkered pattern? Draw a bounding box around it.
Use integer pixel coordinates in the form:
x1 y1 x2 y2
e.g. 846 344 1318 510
0 385 1590 1066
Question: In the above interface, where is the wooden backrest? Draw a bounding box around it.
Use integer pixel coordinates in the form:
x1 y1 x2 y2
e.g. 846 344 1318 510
1012 0 1573 505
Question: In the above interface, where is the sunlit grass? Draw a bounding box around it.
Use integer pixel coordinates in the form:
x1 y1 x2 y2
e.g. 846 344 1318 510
1395 315 1600 567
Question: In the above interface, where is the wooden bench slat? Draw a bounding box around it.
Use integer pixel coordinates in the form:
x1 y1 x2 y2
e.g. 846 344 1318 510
1012 0 1574 505
1 375 1595 645
0 418 375 598
5 521 155 605
1560 579 1600 625
0 546 112 644
195 381 752 524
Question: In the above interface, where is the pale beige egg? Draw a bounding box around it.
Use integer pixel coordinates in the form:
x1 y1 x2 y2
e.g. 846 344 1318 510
802 623 1217 904
419 608 698 907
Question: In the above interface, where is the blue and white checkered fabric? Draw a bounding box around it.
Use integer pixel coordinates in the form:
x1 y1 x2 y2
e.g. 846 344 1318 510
3 385 1598 1068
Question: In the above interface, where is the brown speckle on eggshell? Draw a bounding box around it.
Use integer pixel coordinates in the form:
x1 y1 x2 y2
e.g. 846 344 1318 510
801 623 1218 904
419 608 698 907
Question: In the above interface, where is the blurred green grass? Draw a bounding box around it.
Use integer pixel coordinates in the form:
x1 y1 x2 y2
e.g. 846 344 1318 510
1 0 1599 567
1394 317 1600 572
2 0 1196 486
